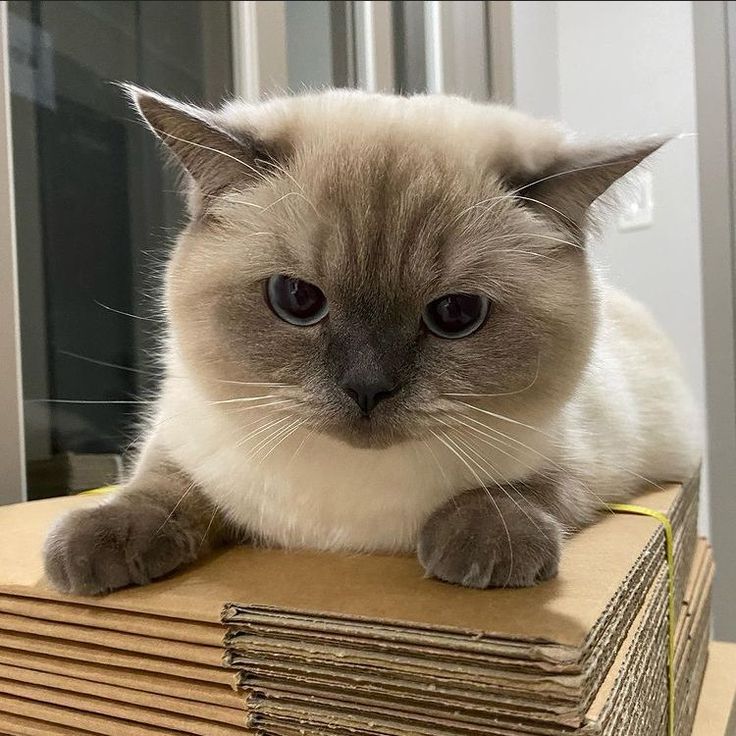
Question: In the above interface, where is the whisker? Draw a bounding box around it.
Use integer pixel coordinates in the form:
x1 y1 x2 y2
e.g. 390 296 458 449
200 504 220 548
428 428 514 583
514 155 655 195
255 419 306 464
444 427 550 539
235 415 292 449
449 410 611 512
156 480 197 535
453 400 553 437
57 349 156 376
148 127 272 186
444 412 554 482
214 380 292 388
208 395 280 406
286 421 323 469
94 300 164 322
507 195 582 233
443 354 541 398
246 417 301 461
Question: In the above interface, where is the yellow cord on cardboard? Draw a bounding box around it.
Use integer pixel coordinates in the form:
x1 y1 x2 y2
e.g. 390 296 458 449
608 503 676 736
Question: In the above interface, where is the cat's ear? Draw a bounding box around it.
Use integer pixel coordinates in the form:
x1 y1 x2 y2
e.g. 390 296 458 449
515 137 668 237
123 84 273 202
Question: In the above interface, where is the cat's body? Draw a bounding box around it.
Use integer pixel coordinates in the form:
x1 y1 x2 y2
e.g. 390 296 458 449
44 90 699 595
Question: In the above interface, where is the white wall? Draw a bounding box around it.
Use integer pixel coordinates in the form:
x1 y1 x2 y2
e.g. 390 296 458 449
507 1 709 531
554 2 708 532
509 1 560 119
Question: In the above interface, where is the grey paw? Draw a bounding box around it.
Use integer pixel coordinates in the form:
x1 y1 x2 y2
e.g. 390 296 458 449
44 500 201 595
417 489 561 588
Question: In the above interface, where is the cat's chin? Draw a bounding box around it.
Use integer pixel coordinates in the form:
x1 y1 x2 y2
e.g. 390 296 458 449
324 417 412 450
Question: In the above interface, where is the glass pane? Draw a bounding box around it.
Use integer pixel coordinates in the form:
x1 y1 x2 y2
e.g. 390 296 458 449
392 0 427 94
285 1 357 89
8 0 233 499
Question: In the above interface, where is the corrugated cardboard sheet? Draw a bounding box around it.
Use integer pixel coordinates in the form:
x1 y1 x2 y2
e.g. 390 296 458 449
0 472 723 735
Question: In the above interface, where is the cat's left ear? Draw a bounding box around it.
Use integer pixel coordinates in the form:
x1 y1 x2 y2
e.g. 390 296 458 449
123 84 276 207
515 137 668 238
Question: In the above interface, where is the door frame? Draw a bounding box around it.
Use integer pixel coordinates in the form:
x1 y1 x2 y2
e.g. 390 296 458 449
692 0 736 641
0 2 26 505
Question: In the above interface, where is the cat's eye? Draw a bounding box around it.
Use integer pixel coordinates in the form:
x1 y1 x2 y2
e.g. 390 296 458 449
423 293 490 339
266 275 329 326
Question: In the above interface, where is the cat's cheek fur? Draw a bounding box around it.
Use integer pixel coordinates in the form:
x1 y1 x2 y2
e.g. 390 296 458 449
417 488 562 588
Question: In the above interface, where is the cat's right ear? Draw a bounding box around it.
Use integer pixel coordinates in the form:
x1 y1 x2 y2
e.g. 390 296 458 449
122 84 274 203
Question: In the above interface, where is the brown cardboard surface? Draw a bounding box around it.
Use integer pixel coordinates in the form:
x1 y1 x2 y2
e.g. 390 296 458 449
0 594 223 646
241 563 711 736
693 641 736 736
0 476 705 736
0 648 241 708
586 539 712 723
0 712 99 736
0 694 183 736
0 612 223 667
0 678 247 736
228 534 700 734
238 539 713 736
0 663 244 725
0 631 234 685
0 483 688 647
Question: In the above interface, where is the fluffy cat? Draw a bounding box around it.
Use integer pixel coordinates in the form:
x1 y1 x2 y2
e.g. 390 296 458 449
43 88 700 595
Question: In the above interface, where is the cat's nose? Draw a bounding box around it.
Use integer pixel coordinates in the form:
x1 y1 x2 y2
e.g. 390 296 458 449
340 378 398 415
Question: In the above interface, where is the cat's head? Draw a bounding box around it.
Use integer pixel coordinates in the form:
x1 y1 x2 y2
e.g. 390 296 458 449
129 87 664 449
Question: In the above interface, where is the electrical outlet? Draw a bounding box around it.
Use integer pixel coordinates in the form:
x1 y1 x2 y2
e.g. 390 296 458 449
617 170 654 231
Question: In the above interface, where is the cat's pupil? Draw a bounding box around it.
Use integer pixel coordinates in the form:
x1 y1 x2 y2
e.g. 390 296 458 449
423 293 489 339
266 275 328 326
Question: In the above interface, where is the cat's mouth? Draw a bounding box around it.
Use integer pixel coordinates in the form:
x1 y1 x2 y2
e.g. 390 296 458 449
322 411 416 449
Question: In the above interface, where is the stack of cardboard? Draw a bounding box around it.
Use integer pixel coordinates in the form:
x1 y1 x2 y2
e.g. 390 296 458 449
0 473 728 736
692 641 736 736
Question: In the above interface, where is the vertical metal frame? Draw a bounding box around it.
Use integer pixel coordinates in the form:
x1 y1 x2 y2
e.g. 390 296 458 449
231 1 288 99
424 0 492 99
424 0 451 94
692 0 736 642
354 1 395 93
232 0 398 96
486 0 514 103
0 3 27 505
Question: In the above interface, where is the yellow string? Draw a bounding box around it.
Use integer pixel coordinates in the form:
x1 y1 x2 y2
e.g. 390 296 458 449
80 485 118 496
608 503 675 736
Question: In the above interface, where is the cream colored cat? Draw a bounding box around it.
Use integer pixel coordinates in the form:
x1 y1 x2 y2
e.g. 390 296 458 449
44 88 700 594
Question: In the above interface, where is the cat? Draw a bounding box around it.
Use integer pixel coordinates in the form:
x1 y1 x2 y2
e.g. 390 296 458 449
43 87 700 595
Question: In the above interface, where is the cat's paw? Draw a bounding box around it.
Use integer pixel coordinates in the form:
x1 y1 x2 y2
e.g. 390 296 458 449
417 489 562 588
43 499 201 595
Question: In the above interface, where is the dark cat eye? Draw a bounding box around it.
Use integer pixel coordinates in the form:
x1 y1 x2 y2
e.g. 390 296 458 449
423 293 490 339
266 275 329 326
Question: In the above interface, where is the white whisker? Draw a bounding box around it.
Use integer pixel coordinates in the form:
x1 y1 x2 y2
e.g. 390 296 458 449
453 400 553 437
444 427 550 539
443 354 540 398
428 428 514 582
94 300 163 322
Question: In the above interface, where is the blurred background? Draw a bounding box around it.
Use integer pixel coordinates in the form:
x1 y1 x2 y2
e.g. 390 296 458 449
0 1 733 638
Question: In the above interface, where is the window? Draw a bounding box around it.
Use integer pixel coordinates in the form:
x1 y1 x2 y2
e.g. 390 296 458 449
8 1 233 498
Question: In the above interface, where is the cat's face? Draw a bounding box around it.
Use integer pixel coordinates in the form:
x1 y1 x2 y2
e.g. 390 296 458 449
131 88 662 449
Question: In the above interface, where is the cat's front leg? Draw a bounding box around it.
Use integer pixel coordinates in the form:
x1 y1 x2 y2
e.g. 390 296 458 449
417 485 562 589
44 458 234 595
